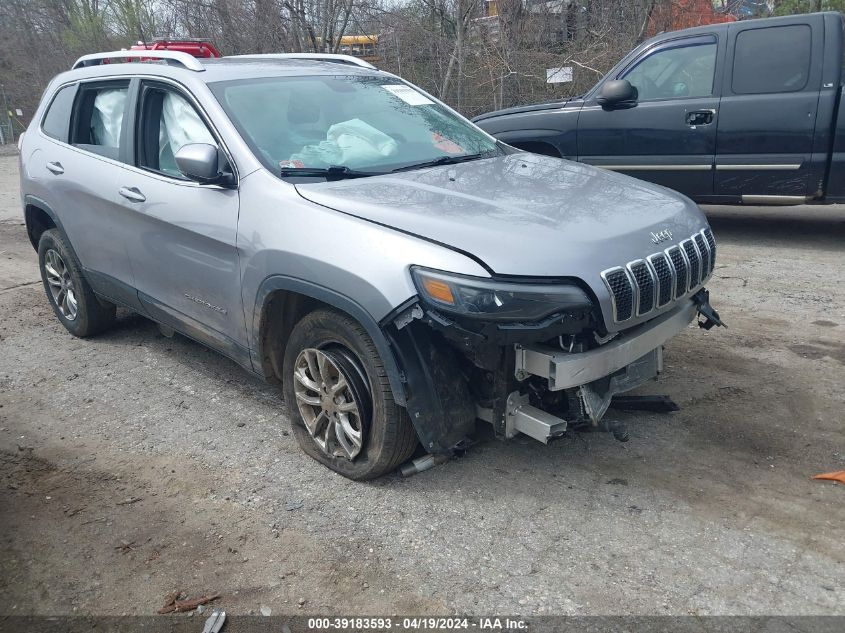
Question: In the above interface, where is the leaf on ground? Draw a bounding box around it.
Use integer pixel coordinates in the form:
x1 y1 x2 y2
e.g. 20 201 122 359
812 470 845 485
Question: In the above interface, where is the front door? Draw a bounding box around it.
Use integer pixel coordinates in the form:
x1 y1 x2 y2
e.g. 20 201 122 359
116 80 247 361
577 35 721 199
715 20 822 200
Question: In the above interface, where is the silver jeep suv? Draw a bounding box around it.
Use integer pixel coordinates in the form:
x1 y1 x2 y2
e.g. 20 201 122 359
19 49 722 479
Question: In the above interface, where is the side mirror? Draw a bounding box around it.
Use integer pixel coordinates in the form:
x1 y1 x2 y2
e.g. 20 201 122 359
175 143 235 186
596 80 638 108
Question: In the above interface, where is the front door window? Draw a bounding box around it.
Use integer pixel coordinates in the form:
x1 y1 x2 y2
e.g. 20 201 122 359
623 40 717 101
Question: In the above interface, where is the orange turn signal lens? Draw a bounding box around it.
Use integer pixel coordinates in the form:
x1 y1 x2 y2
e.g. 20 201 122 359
421 277 455 305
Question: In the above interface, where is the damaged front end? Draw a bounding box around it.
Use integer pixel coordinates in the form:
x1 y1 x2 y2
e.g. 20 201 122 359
383 266 723 454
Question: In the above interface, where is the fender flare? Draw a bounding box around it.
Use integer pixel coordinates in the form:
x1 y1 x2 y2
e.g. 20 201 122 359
24 195 93 280
23 195 71 251
252 275 408 406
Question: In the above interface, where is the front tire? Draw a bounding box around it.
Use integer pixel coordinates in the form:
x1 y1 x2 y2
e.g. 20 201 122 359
38 229 116 337
282 309 418 480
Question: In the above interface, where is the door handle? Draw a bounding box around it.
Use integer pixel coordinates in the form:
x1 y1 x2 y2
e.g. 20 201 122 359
686 109 715 127
46 161 64 175
119 186 146 203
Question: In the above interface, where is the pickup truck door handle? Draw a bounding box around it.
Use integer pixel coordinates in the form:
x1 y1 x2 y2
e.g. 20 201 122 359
686 109 715 127
46 161 64 175
118 186 146 203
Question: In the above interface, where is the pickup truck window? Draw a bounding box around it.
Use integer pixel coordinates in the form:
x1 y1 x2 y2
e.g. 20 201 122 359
732 25 811 95
622 40 716 101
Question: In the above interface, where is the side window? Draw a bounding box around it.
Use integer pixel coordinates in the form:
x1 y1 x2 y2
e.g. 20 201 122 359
623 41 717 101
41 85 77 142
137 85 216 179
732 25 811 95
70 81 130 160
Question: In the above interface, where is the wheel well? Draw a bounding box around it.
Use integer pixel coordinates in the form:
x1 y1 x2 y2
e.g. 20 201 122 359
25 204 57 250
257 290 327 383
512 141 562 158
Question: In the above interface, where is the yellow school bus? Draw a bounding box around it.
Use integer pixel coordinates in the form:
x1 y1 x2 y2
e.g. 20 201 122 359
338 35 379 63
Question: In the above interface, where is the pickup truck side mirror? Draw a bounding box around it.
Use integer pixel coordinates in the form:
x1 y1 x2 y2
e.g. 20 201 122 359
596 80 638 108
175 143 236 187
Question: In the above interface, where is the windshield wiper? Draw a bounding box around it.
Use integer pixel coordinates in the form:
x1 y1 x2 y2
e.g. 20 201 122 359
391 152 488 173
279 165 382 180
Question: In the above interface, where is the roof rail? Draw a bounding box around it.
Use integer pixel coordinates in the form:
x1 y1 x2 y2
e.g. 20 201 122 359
72 49 206 72
228 53 376 70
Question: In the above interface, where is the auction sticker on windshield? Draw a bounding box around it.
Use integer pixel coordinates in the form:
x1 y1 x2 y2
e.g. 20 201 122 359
382 84 434 106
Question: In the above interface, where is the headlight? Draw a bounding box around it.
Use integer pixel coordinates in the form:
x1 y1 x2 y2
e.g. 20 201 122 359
411 267 592 322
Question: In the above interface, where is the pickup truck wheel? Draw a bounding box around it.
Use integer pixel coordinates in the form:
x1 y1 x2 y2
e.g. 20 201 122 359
37 229 116 337
283 309 418 480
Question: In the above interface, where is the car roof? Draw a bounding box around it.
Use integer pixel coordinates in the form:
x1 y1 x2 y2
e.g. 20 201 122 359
198 57 383 82
59 55 384 86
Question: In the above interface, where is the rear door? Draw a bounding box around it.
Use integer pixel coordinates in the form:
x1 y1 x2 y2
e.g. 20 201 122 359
715 18 823 201
116 80 247 360
36 78 141 308
577 34 722 199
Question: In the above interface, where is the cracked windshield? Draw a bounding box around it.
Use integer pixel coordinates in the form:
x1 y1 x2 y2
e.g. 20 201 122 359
210 74 499 176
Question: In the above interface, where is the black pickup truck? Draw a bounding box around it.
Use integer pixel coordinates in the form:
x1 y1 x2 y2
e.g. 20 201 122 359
474 11 845 205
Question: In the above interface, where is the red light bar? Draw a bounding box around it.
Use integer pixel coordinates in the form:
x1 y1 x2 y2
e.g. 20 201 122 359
130 39 222 59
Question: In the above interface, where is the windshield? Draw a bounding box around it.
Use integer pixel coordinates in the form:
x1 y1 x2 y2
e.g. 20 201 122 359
209 74 499 177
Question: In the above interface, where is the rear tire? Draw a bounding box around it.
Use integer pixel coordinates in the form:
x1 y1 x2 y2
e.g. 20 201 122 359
38 229 116 337
282 309 418 480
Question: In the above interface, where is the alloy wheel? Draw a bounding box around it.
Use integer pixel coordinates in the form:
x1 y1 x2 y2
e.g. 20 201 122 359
44 249 78 321
292 348 369 460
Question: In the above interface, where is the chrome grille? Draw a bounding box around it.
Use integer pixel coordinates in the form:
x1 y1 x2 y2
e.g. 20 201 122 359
601 229 716 323
648 253 673 307
667 246 688 298
694 233 709 278
602 268 634 322
629 260 655 316
682 239 701 289
704 228 716 275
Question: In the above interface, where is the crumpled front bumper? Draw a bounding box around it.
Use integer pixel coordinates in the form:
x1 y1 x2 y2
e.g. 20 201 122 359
514 299 698 391
498 299 701 442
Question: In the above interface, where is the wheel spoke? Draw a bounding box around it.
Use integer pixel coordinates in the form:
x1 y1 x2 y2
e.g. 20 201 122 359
336 400 357 413
66 291 78 318
293 366 320 392
316 351 330 383
304 409 327 437
336 413 363 458
330 376 348 395
294 391 321 407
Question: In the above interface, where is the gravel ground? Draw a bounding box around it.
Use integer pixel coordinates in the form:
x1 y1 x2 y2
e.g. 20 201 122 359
0 153 843 616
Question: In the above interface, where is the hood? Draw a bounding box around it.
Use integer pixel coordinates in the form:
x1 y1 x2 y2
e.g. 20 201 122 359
295 153 709 281
472 99 573 123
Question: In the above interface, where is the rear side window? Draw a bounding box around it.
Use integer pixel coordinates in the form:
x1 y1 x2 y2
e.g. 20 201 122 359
70 81 130 160
41 85 76 142
732 25 811 94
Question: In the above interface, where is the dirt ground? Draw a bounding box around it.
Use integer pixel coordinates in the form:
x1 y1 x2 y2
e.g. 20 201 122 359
0 151 843 617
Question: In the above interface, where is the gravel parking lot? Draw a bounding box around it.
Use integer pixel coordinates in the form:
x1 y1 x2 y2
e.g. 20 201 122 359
0 151 843 616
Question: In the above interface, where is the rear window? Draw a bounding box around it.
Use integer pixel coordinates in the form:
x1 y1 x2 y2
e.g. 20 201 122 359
41 85 76 142
732 24 812 94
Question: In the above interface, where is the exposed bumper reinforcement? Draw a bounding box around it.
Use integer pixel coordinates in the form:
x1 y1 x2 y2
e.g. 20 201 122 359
514 300 698 391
